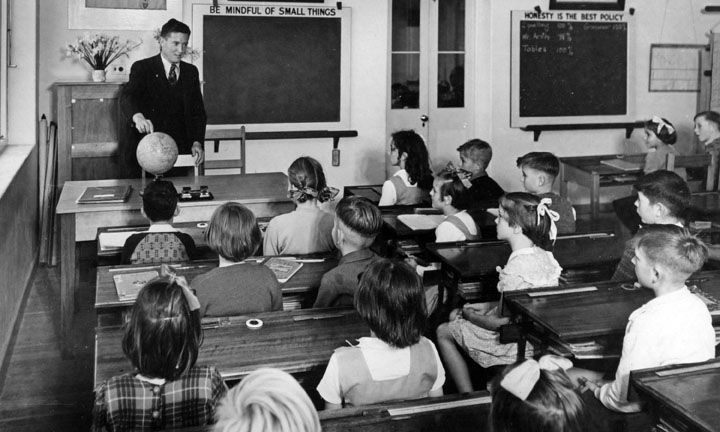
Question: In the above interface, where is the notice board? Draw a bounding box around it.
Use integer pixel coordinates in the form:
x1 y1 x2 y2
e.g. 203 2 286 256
511 10 635 127
192 4 351 130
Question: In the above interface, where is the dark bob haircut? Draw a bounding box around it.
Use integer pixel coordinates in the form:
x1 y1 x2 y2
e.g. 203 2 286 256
354 260 427 348
122 277 202 381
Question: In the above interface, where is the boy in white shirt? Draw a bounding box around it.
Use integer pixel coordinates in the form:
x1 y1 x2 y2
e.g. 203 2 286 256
578 226 715 412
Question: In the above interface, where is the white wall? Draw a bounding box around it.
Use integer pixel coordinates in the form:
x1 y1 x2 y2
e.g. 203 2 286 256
8 0 37 145
37 0 720 204
477 0 720 204
37 0 389 193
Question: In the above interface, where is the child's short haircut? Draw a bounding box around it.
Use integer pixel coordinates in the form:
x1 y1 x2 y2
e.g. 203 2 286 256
695 110 720 130
288 156 333 203
123 277 201 381
516 152 560 180
354 260 426 348
457 139 493 166
435 171 472 210
499 192 553 250
633 170 691 218
645 116 677 145
214 368 320 432
490 362 586 432
142 179 178 222
206 202 262 262
637 226 708 276
335 196 383 238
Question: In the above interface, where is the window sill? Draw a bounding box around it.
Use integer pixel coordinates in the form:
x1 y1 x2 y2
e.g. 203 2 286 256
0 144 35 199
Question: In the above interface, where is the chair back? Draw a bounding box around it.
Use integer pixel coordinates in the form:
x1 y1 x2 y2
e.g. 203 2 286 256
666 152 717 191
130 232 189 264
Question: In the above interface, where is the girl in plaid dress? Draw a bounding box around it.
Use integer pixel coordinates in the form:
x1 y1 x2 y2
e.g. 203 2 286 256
93 274 227 431
436 193 562 393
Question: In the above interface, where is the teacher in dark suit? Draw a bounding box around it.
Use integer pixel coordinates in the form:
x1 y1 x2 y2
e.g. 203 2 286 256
121 18 206 172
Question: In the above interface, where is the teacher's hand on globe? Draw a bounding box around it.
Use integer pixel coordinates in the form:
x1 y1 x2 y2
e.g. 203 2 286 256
192 142 205 165
132 113 154 134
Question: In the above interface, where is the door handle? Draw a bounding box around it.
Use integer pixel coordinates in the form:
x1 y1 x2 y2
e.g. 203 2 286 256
420 114 429 127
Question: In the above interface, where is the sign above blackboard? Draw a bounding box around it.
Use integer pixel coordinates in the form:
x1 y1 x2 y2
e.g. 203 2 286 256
510 10 635 128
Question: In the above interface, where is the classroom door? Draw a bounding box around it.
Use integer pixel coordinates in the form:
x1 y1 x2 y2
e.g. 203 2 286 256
388 0 474 173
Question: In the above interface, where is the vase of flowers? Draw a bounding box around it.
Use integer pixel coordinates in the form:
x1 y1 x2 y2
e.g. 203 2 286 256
66 34 141 82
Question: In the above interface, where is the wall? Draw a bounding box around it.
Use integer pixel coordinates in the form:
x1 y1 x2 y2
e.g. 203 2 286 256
0 0 37 366
476 0 719 205
37 0 389 193
0 146 38 368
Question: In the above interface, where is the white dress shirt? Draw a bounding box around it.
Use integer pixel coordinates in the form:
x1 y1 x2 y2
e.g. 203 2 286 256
595 286 715 412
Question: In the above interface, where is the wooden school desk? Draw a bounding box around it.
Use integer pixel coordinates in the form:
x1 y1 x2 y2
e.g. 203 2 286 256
426 232 624 302
503 271 720 360
95 256 338 313
559 154 645 219
319 391 492 432
95 307 368 386
56 173 294 352
630 358 720 432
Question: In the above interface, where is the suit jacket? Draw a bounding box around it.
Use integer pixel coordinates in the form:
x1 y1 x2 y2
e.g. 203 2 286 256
121 54 206 154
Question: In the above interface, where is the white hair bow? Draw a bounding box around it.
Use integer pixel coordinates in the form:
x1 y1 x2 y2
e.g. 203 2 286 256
500 355 574 400
537 197 560 242
651 115 675 135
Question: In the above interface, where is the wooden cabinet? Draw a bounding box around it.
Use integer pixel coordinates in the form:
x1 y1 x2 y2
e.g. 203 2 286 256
54 82 137 185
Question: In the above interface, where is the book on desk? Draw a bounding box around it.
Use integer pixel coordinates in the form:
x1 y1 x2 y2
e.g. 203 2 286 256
600 158 644 171
77 185 132 204
113 270 159 301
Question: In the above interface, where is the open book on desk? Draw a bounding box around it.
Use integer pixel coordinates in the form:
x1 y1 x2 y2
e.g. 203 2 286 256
264 257 303 283
689 285 720 315
600 158 644 172
397 214 445 231
113 270 159 301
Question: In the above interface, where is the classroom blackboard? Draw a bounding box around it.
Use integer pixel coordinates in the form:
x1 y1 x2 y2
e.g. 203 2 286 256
203 14 342 125
511 11 634 127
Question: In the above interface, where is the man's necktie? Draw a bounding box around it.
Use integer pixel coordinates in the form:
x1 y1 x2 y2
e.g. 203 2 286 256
168 64 177 85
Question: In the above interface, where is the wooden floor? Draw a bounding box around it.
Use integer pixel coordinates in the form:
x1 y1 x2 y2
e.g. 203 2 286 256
0 259 96 431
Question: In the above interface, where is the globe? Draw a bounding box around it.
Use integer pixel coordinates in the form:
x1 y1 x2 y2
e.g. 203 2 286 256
136 132 179 176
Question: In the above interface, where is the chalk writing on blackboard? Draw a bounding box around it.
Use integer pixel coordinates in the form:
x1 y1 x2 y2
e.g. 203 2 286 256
511 11 634 128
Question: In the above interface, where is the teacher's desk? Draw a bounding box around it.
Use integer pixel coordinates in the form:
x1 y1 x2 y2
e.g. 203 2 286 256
56 172 294 354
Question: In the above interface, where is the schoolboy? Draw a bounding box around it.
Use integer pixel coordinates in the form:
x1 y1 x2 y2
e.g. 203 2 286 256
611 170 690 281
516 151 576 233
121 179 199 263
313 196 385 308
581 227 715 412
456 139 504 205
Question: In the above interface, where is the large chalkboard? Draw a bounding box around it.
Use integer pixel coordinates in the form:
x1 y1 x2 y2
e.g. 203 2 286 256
511 11 634 127
202 12 343 126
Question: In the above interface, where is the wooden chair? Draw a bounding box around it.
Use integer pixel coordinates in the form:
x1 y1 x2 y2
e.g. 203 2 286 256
141 153 200 181
666 152 717 191
202 125 246 175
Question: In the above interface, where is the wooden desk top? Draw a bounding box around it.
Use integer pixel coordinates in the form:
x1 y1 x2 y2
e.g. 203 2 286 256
631 359 720 432
426 233 623 280
57 172 291 215
319 391 492 432
504 281 653 341
95 257 339 311
505 271 720 342
560 153 646 174
95 307 367 386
